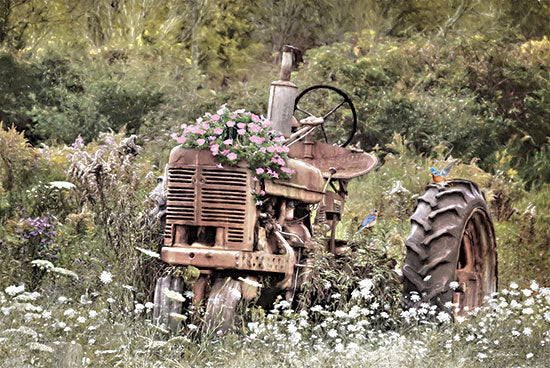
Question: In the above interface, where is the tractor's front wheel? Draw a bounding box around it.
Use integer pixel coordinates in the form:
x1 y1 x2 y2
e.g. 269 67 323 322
152 275 184 333
203 276 243 335
402 180 497 316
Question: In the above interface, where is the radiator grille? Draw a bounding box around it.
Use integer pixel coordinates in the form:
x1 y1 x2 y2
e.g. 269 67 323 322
165 165 253 250
166 167 195 222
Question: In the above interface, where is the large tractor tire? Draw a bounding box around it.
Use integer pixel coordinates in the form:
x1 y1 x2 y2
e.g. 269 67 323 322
152 275 184 333
402 179 497 316
203 276 242 335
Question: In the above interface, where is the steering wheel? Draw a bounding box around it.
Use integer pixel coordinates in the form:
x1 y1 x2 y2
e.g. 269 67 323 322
294 85 358 147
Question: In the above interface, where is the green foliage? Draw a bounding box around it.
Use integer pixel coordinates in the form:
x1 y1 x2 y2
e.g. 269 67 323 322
495 184 550 287
295 30 550 186
1 51 166 144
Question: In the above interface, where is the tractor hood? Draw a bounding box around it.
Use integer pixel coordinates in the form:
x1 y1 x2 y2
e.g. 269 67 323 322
264 158 325 204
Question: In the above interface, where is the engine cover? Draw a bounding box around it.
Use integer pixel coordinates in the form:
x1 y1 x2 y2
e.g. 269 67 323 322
264 158 325 204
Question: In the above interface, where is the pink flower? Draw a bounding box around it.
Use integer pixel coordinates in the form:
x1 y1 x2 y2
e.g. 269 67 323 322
180 123 188 129
170 132 178 140
211 114 220 121
248 123 262 133
267 146 276 153
237 122 246 129
216 163 223 169
213 127 223 135
227 120 236 127
223 138 233 145
227 152 238 161
221 149 230 156
252 176 258 182
196 117 203 124
262 120 272 128
281 167 295 174
267 168 279 179
255 200 263 206
231 114 237 119
197 138 206 146
260 147 266 153
209 135 216 141
234 108 245 114
202 122 210 130
277 157 285 166
250 135 265 144
237 129 246 135
277 145 290 153
259 190 265 196
177 136 187 144
255 168 265 175
251 114 260 122
210 144 219 155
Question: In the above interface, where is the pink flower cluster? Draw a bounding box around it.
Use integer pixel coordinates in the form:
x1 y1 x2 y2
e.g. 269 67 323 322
171 105 295 183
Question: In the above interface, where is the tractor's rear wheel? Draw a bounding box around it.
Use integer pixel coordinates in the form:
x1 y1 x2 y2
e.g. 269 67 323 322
203 276 242 335
402 180 497 316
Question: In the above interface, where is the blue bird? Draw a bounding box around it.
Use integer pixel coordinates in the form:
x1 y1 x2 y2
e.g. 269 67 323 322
355 209 379 235
430 159 458 185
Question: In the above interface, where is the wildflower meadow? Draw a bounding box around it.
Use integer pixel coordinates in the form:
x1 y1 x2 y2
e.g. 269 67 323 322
3 2 550 367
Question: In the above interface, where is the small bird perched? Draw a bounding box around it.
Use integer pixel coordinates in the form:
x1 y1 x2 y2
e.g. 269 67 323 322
430 159 458 185
355 209 379 235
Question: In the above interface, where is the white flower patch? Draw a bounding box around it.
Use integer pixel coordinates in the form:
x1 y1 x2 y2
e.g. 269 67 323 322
163 288 185 303
48 181 76 189
523 327 532 336
510 282 519 290
526 353 534 359
88 310 98 318
184 291 194 298
63 308 76 318
310 305 323 313
448 281 460 290
27 342 54 353
522 307 534 315
522 289 533 297
52 267 78 279
5 284 25 296
31 260 55 271
436 311 451 323
15 292 41 302
530 280 539 291
169 312 187 321
99 271 113 285
135 246 160 259
327 329 338 338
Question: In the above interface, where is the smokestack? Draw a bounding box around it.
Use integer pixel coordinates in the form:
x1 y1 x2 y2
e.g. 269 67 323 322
267 45 298 137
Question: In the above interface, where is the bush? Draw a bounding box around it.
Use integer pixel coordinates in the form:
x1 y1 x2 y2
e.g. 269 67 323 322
0 50 166 145
294 31 550 186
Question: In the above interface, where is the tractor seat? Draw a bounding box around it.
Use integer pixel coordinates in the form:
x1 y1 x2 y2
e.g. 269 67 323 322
288 141 377 180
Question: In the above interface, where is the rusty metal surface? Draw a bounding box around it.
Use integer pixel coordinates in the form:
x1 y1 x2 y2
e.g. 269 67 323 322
164 148 256 251
288 140 377 180
453 209 498 316
265 158 324 204
160 247 289 273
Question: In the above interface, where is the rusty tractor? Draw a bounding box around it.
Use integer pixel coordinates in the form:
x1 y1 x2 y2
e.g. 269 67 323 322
152 46 497 334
